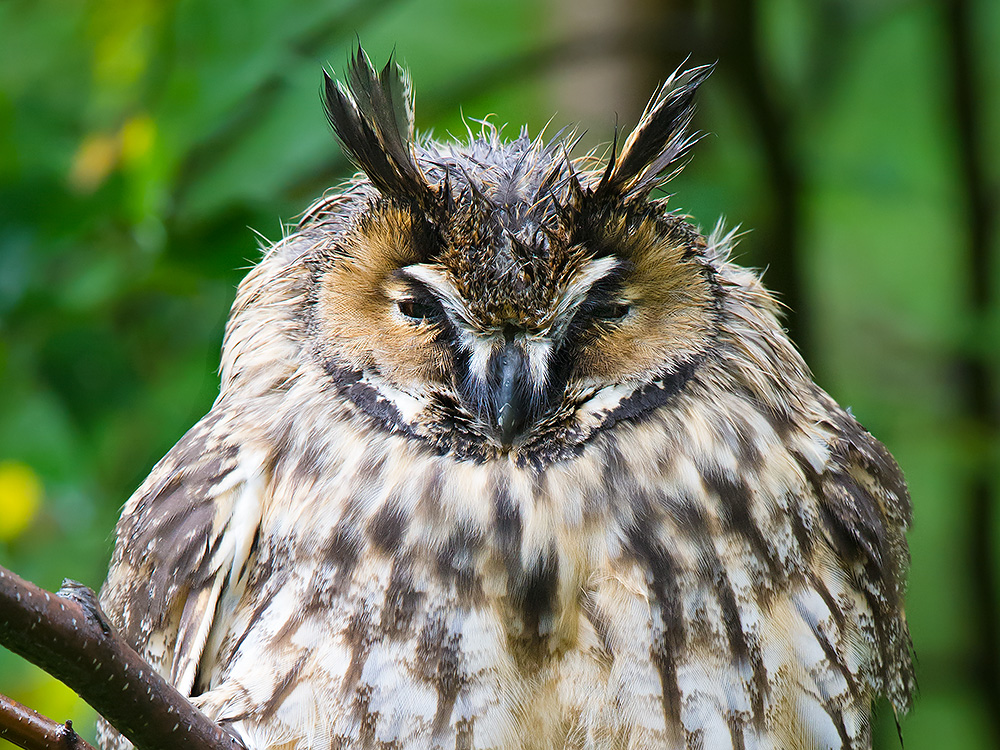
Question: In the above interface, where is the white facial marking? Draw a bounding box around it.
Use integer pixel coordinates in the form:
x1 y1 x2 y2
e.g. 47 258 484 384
371 376 426 423
547 255 622 338
400 264 476 326
526 338 552 391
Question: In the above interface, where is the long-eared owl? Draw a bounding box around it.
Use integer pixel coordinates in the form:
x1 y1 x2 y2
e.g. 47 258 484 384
99 48 914 750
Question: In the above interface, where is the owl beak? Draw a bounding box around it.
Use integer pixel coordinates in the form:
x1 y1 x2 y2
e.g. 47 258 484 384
493 335 529 447
497 345 522 446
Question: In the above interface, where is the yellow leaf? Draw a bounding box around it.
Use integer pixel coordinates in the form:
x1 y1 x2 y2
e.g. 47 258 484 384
120 113 155 166
0 460 42 541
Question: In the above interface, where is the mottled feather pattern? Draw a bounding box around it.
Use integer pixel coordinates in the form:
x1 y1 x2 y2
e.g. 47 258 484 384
99 49 912 750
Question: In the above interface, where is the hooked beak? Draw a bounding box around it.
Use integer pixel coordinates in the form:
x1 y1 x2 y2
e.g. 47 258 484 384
496 339 525 446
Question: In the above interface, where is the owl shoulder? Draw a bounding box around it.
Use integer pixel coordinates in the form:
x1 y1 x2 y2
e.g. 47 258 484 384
100 408 265 692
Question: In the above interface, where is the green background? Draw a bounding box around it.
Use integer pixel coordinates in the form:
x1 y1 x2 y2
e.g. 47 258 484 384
1 0 998 748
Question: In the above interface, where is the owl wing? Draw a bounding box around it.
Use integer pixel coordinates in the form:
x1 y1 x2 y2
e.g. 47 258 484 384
807 403 915 709
98 408 266 748
759 403 916 747
760 402 914 744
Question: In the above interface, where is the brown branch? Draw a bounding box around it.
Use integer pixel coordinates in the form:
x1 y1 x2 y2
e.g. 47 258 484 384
0 693 95 750
0 566 245 750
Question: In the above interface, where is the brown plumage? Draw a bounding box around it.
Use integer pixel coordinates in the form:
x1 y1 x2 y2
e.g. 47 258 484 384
99 47 913 750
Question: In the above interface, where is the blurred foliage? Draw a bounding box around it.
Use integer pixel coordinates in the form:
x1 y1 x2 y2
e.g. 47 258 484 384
0 0 998 748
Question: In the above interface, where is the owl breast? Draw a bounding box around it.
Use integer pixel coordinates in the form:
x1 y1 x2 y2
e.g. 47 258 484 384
187 369 871 750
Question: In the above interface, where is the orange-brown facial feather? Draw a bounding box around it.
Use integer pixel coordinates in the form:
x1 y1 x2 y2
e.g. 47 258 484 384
315 202 447 389
310 182 722 461
570 212 716 384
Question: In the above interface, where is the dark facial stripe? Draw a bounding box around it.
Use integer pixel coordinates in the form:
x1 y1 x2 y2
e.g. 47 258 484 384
321 361 416 438
595 358 700 435
395 273 470 397
393 274 450 325
546 261 631 400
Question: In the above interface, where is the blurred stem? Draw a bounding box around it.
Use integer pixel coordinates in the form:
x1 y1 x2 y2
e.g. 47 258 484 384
942 0 1000 739
710 0 807 360
0 693 95 750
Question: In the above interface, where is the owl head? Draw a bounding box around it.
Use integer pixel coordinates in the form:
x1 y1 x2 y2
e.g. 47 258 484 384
224 48 726 466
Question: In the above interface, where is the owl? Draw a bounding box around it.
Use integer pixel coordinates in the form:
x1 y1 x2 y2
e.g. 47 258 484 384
98 48 913 750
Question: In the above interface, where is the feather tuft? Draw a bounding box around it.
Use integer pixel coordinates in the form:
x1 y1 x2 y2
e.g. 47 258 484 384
595 63 714 200
323 46 429 204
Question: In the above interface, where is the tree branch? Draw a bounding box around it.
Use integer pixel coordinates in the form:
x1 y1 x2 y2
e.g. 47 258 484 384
0 693 95 750
0 566 245 750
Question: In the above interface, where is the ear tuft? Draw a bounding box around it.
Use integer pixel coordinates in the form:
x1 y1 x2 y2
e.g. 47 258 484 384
323 47 430 203
595 63 714 201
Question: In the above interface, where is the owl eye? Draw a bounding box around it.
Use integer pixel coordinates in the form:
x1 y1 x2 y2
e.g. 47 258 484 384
590 302 631 322
397 298 439 323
